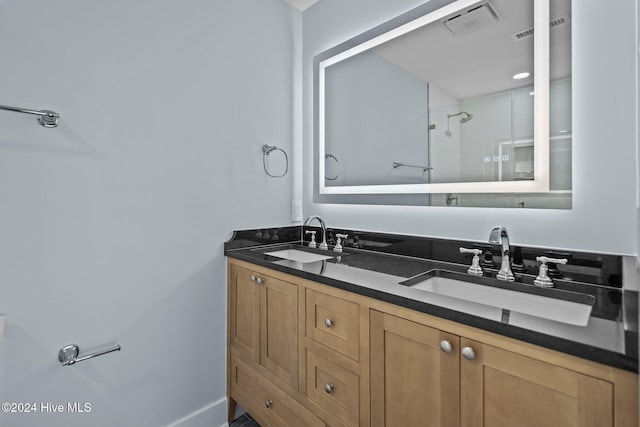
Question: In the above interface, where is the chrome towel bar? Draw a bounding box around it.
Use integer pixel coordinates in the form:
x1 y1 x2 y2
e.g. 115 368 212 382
0 104 60 128
392 161 432 172
58 343 121 366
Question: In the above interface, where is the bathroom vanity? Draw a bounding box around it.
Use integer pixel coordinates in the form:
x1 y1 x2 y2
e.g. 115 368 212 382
225 227 638 427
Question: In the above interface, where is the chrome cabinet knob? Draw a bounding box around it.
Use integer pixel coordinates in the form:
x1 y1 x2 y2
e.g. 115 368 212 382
439 340 452 353
324 318 334 327
324 383 334 394
255 277 264 285
461 346 476 361
264 400 273 409
250 275 257 282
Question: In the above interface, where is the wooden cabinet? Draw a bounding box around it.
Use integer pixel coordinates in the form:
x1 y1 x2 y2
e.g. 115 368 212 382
460 337 613 427
305 288 360 361
303 288 364 426
228 262 306 426
370 310 460 427
228 260 359 427
230 356 325 427
229 263 298 390
370 309 636 427
228 264 260 363
228 258 638 427
304 347 360 426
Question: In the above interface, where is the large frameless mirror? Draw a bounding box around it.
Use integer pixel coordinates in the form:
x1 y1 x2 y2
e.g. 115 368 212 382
314 0 572 208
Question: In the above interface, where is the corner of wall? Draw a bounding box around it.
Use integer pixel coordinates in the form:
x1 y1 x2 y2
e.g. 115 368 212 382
166 397 229 427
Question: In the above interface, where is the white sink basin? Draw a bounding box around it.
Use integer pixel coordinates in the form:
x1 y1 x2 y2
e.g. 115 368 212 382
264 249 335 264
401 270 595 327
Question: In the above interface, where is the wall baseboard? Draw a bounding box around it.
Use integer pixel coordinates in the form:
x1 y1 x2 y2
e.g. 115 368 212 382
166 396 229 427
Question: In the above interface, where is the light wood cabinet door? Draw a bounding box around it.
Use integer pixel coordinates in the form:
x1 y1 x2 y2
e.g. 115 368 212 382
229 265 298 390
261 274 299 389
229 265 261 363
370 310 460 427
460 338 614 427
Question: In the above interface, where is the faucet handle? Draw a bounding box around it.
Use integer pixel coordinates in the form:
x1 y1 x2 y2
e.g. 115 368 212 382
305 230 317 248
537 256 568 265
534 256 567 287
459 247 483 276
334 234 348 253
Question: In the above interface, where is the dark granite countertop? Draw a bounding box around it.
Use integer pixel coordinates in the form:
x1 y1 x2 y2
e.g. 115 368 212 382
225 226 638 373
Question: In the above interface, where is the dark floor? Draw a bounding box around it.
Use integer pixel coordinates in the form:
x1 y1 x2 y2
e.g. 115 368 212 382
229 413 261 427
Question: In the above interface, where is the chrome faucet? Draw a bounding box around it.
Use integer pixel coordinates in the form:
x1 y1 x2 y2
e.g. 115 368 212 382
488 225 515 281
304 215 328 250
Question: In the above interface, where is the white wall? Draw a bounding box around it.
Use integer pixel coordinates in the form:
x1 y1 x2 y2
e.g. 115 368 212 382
0 1 299 426
325 51 430 186
302 0 639 255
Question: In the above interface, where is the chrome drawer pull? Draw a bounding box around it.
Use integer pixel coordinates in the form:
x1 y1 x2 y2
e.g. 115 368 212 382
264 400 273 409
324 383 334 394
324 318 334 327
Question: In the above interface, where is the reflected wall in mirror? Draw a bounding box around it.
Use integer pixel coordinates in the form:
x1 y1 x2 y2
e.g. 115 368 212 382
314 0 572 208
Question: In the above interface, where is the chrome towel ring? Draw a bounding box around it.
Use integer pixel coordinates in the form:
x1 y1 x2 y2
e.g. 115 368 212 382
325 153 339 180
262 144 288 178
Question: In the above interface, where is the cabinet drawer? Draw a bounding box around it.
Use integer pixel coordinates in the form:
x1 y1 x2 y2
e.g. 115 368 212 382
230 356 325 427
305 348 360 427
305 289 359 360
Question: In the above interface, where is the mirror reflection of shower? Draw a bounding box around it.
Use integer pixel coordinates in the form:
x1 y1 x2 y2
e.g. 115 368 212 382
445 111 473 137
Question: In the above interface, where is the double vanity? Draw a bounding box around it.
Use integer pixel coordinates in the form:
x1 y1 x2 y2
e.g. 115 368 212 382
225 224 638 427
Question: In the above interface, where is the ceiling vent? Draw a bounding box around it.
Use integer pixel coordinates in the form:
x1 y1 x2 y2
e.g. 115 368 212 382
511 14 571 41
443 2 500 37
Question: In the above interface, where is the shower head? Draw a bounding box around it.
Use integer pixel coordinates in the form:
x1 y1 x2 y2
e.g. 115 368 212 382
460 113 473 123
447 111 473 124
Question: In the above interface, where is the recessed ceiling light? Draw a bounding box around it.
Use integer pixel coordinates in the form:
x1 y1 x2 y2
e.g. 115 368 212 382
513 72 530 80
